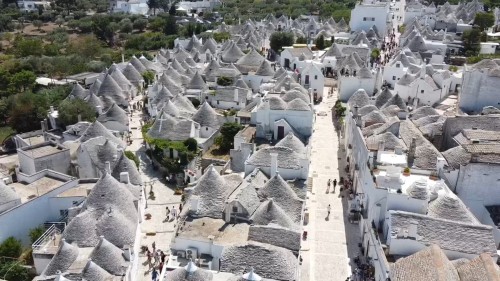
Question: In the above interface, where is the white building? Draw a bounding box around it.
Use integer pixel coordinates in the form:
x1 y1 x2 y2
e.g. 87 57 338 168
251 95 314 140
480 42 500 55
350 2 391 37
299 62 325 98
17 0 51 12
17 141 71 176
110 0 149 15
0 170 87 245
178 0 221 14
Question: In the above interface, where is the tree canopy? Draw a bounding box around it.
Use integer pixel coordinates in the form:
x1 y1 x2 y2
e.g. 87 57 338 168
474 12 495 30
215 122 244 152
270 31 294 52
58 98 96 127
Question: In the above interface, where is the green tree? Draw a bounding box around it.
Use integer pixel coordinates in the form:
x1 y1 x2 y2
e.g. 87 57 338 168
269 31 294 52
147 0 159 15
214 122 243 152
119 18 133 33
66 35 102 59
217 76 233 86
142 70 155 85
29 226 46 244
296 36 307 44
124 151 140 168
183 138 198 152
213 32 230 42
91 15 118 46
0 237 22 258
0 262 30 281
462 28 481 56
33 20 43 31
169 3 176 15
133 18 148 32
55 17 65 27
163 15 177 35
371 48 380 61
9 70 36 93
58 98 97 127
13 37 44 57
315 35 325 50
474 12 495 30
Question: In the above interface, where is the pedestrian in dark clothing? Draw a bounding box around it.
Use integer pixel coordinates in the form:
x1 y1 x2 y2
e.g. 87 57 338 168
152 241 156 252
179 203 183 213
151 269 158 281
160 251 166 263
333 179 337 189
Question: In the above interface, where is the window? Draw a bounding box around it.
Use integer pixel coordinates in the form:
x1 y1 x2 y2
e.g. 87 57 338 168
232 206 238 213
236 102 239 105
217 100 220 104
392 76 396 80
315 75 318 80
363 17 375 21
206 127 208 131
396 63 400 68
421 90 424 94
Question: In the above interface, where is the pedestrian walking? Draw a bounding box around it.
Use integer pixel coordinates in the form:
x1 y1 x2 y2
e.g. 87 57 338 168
333 179 337 189
327 204 331 216
146 249 152 266
151 268 158 281
152 241 156 252
327 179 331 193
160 251 166 263
154 250 159 265
165 207 170 221
179 203 183 213
171 206 178 220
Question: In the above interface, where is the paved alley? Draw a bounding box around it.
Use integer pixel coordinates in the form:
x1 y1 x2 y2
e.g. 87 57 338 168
300 88 361 281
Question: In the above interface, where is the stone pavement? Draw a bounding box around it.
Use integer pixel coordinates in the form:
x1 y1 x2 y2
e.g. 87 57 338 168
300 88 362 281
126 108 183 281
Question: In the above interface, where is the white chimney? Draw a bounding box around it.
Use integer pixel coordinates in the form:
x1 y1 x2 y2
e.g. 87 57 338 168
408 222 418 239
40 121 45 132
270 153 278 177
105 161 111 173
224 202 231 223
234 88 239 103
50 106 55 114
77 114 82 122
120 172 130 184
96 105 103 115
122 53 125 63
123 246 132 261
190 195 200 213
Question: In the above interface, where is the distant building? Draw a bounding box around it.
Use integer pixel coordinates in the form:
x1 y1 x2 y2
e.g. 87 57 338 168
349 2 391 37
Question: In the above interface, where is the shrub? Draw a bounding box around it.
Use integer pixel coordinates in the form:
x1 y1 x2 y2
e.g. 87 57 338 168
217 76 233 86
0 237 23 258
125 151 140 168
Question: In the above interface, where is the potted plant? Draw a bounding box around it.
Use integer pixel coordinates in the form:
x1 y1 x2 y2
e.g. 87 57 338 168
403 167 411 176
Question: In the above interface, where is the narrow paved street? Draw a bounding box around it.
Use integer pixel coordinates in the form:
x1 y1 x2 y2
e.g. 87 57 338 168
126 107 182 281
301 88 361 281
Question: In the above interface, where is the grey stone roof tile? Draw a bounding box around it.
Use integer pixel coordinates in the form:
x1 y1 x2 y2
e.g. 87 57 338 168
390 245 460 281
43 240 79 276
82 260 113 281
250 199 297 230
390 211 496 256
192 102 221 128
248 225 301 252
90 237 128 275
191 166 242 218
257 174 304 223
220 242 298 281
428 193 480 224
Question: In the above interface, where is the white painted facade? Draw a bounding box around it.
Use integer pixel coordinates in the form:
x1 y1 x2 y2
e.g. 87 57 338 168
178 0 221 13
17 142 71 176
300 63 325 98
110 0 149 15
0 170 82 245
338 75 377 101
350 3 391 37
480 42 499 55
383 61 407 89
17 0 51 12
251 102 314 140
